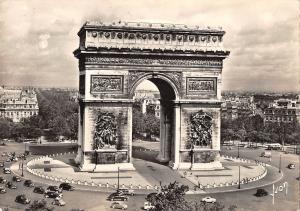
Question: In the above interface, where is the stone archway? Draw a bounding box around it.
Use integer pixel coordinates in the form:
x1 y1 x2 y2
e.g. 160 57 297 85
73 21 230 172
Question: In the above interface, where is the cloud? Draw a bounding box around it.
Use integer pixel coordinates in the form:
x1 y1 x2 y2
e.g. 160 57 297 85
38 33 51 49
0 0 298 92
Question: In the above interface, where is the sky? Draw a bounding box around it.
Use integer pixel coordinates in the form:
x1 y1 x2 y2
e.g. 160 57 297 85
0 0 299 92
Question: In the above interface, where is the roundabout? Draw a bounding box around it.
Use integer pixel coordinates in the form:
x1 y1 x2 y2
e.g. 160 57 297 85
15 150 280 195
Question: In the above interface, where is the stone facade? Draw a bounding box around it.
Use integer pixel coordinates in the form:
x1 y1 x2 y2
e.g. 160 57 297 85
0 88 39 122
74 21 229 171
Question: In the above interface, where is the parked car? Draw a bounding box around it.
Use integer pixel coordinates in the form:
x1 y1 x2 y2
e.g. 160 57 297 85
117 188 135 196
201 196 216 203
46 185 62 193
6 182 17 189
44 191 63 198
12 176 21 182
260 151 271 158
254 188 268 197
108 195 128 201
33 186 45 194
0 162 4 167
0 176 7 184
59 182 74 191
111 201 128 210
24 180 34 187
15 194 30 204
287 164 295 169
52 198 66 206
3 168 11 174
0 186 6 194
143 202 155 210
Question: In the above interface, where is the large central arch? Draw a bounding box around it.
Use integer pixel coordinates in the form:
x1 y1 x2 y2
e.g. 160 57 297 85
73 21 230 171
132 75 177 164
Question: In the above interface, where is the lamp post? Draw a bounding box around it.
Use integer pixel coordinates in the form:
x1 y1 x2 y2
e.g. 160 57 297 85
279 153 282 173
117 167 120 191
190 146 194 170
238 164 241 189
21 157 24 177
237 142 240 158
93 150 98 172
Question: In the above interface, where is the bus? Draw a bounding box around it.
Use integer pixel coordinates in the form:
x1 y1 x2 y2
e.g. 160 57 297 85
264 143 282 150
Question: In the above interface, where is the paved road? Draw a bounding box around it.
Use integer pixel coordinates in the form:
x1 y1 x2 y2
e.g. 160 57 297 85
0 143 299 210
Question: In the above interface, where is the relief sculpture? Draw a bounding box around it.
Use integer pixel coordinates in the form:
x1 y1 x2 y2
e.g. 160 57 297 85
91 75 122 93
188 78 214 91
189 110 212 147
93 112 118 149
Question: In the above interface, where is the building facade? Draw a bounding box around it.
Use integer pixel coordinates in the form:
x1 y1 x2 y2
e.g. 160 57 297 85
0 87 39 122
264 99 297 125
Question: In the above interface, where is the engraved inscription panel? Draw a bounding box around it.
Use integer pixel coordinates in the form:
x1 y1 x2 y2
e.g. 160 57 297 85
90 75 123 93
187 77 216 95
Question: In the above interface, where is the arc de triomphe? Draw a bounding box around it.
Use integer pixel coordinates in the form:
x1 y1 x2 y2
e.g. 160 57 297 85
73 21 230 172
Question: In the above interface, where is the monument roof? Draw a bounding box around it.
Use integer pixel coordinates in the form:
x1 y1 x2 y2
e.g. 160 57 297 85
74 20 229 56
83 21 225 34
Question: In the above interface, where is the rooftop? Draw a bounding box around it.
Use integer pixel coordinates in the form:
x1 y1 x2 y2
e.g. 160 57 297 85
84 20 224 33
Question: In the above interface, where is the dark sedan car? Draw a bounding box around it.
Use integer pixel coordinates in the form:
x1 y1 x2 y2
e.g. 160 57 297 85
12 176 21 182
44 191 63 198
59 182 74 191
33 186 45 194
0 186 6 194
254 188 268 197
6 181 17 189
108 195 128 201
24 180 34 187
0 176 7 184
47 185 62 193
15 194 30 204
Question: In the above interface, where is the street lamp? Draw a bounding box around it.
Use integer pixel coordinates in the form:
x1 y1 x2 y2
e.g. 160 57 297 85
21 157 24 177
279 153 282 173
117 167 120 191
93 150 98 172
190 146 194 170
237 143 240 158
238 164 241 189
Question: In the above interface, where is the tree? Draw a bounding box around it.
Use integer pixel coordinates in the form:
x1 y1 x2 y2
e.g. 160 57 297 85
221 129 235 144
189 201 226 211
146 182 189 211
0 118 12 139
25 199 54 211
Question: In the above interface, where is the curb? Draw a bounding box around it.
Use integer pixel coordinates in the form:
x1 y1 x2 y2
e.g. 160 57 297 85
16 154 283 195
205 167 284 194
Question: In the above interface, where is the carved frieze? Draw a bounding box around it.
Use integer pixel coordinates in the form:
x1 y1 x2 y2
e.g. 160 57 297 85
85 56 222 68
83 22 227 53
189 110 213 148
90 75 123 93
186 77 217 95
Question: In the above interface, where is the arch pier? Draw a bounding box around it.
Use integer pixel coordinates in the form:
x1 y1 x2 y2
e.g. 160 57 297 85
73 21 230 172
